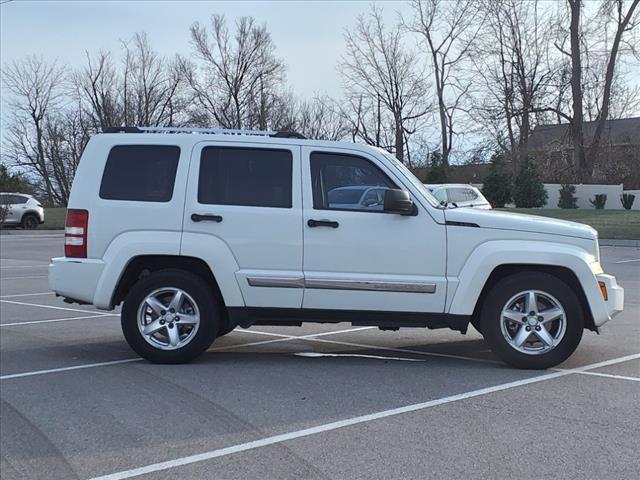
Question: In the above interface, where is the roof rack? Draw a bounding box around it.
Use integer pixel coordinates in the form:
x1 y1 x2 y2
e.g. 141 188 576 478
102 126 306 139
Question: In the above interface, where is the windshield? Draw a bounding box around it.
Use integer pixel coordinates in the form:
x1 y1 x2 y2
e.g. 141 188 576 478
377 149 441 207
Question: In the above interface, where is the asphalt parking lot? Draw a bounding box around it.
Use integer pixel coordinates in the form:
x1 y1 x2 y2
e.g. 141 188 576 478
0 231 638 480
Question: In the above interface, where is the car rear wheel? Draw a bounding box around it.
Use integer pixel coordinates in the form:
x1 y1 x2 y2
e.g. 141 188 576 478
21 214 39 229
480 272 584 369
121 270 219 364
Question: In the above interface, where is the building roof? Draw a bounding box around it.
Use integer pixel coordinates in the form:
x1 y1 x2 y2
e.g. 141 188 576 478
529 117 640 150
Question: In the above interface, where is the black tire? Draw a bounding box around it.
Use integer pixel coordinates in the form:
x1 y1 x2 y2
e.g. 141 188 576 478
21 214 39 230
480 272 584 369
121 269 219 364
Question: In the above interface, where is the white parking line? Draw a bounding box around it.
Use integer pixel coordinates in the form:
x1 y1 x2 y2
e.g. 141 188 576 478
0 234 63 239
0 327 371 380
0 299 113 316
87 353 640 480
0 292 55 299
0 358 143 380
245 329 500 365
561 370 640 383
1 313 118 327
0 264 49 269
293 352 426 362
205 326 375 351
308 337 502 364
615 258 640 264
0 275 48 280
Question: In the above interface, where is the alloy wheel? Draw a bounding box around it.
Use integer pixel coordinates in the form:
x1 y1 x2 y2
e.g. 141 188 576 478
136 287 200 350
500 290 566 355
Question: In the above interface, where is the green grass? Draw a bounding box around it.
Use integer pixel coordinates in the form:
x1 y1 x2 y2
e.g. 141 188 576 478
43 207 67 230
42 207 640 239
500 208 640 240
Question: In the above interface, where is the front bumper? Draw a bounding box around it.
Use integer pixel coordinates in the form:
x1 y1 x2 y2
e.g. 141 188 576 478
594 273 624 326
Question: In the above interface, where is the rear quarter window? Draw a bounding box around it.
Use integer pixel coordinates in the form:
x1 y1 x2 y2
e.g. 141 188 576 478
99 145 180 202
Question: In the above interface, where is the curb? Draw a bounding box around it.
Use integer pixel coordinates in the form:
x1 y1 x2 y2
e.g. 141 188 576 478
599 239 640 247
0 229 63 235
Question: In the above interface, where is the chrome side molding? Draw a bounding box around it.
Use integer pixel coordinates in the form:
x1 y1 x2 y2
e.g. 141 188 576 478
305 278 436 293
246 276 436 294
247 276 305 289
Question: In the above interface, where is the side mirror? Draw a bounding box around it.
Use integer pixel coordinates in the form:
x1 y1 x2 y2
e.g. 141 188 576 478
383 189 417 216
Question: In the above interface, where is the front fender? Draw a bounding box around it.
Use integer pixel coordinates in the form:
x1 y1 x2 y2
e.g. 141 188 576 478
447 240 606 324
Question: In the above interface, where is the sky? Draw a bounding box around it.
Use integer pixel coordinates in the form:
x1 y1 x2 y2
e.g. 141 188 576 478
1 0 638 160
1 0 413 100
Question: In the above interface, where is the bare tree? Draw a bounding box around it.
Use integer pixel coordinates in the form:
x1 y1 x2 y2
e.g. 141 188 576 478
405 0 482 166
121 32 185 127
296 96 349 141
2 56 65 204
181 14 286 129
555 0 639 180
340 5 429 163
472 0 556 171
40 107 91 204
588 0 639 170
338 94 395 150
566 0 588 178
73 50 123 130
73 32 185 130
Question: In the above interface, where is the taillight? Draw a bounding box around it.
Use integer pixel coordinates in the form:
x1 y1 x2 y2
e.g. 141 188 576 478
65 209 88 258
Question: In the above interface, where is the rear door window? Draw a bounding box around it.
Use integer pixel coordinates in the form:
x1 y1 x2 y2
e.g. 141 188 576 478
198 147 292 208
99 145 180 202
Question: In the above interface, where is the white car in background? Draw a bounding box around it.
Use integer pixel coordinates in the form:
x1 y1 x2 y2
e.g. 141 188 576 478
0 192 44 229
425 184 492 209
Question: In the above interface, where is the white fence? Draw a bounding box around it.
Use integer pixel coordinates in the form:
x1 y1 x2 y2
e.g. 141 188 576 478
472 183 639 210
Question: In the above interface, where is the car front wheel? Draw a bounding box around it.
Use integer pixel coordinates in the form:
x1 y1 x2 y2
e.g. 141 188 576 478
480 272 584 369
121 270 219 364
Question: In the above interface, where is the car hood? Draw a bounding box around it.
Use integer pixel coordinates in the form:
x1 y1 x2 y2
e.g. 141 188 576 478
444 208 598 240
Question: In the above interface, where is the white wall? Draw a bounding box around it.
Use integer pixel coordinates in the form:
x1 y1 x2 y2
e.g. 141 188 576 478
472 183 632 209
545 184 624 210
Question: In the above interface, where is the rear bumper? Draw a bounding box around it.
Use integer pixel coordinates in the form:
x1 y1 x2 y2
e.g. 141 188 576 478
49 257 105 306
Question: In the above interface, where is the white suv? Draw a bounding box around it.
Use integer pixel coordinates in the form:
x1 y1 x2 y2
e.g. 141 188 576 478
0 193 45 229
49 127 624 368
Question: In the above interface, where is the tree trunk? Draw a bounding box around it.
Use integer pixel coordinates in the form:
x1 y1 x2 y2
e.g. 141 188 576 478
394 114 404 163
437 87 449 166
568 0 588 181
